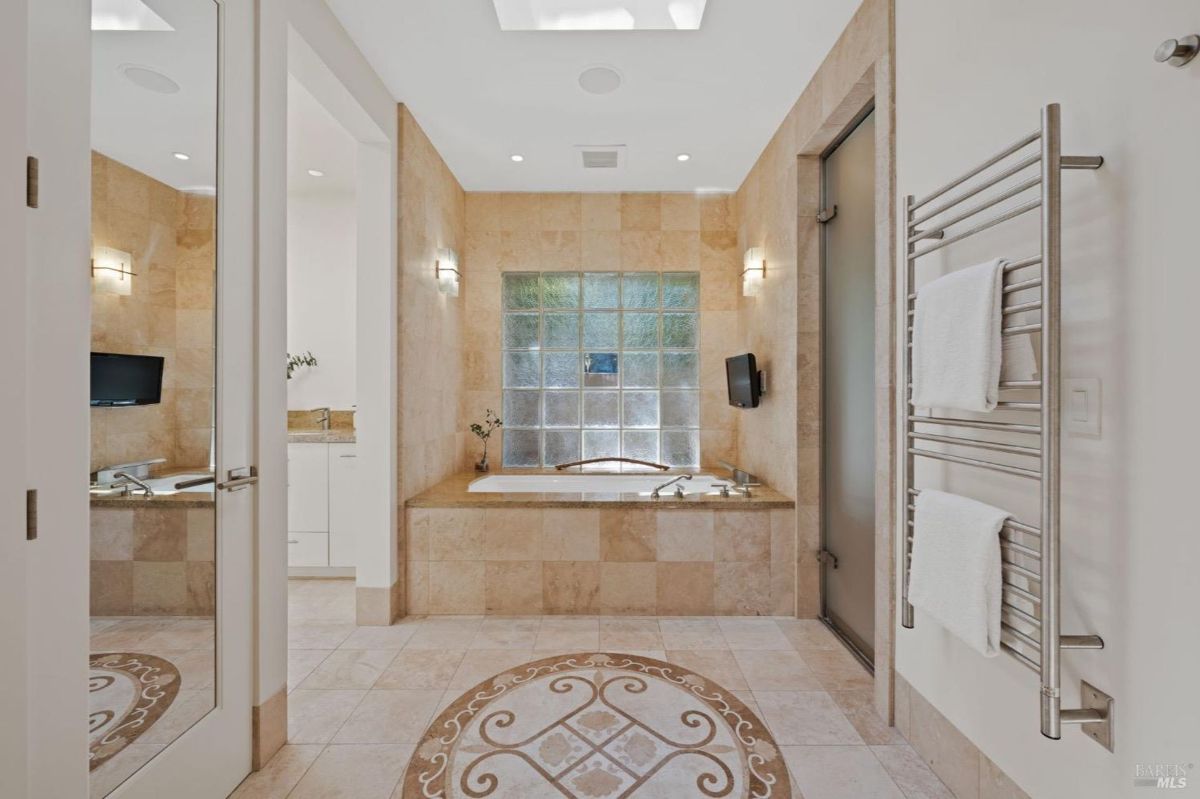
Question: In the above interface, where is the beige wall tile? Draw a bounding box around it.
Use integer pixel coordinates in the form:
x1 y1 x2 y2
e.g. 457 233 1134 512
660 194 700 231
133 508 188 562
91 560 133 615
186 507 215 562
425 509 485 561
539 194 582 231
656 510 715 561
484 561 543 614
581 193 621 230
132 561 188 614
542 562 602 614
714 511 771 562
656 562 715 615
483 509 542 560
908 685 982 799
599 562 657 614
620 193 661 231
600 509 657 562
427 561 485 614
541 509 600 561
91 509 134 560
714 562 771 615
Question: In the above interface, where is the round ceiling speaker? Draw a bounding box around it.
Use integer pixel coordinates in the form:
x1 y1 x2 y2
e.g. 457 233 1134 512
578 66 623 95
119 64 181 94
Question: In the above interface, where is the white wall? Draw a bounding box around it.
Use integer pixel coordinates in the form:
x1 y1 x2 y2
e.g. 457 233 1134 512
896 2 1200 798
287 189 358 410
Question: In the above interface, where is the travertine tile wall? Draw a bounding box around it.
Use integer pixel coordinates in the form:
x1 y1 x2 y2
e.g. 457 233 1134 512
735 0 891 618
90 151 215 475
394 106 467 616
460 193 741 469
406 507 794 616
90 504 215 616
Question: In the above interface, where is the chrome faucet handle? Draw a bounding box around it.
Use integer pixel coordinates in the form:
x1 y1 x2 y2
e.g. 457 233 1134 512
673 484 686 499
712 482 731 498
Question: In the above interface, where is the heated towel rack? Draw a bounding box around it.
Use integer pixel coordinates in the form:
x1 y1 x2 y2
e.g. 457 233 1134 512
901 104 1110 743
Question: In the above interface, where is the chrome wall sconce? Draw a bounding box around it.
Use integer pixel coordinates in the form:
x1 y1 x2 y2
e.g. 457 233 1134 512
742 247 766 297
91 246 136 296
435 248 460 297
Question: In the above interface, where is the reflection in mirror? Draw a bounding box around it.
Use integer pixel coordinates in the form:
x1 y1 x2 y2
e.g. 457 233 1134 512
87 1 217 795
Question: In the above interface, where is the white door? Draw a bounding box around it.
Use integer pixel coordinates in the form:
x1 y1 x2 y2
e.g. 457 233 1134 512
18 0 259 796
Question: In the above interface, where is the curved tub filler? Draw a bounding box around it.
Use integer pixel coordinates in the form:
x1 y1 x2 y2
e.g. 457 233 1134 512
468 473 723 495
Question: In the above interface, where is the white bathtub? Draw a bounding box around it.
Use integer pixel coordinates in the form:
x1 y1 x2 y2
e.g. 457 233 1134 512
468 473 725 496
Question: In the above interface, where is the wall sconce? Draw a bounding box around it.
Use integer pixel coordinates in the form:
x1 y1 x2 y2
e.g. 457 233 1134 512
91 246 136 296
742 247 766 297
435 248 460 297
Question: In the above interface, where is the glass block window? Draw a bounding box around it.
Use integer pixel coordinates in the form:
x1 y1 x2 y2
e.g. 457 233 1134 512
501 271 701 469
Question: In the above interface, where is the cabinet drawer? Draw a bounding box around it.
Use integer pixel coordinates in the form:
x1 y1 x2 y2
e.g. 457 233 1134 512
287 532 329 567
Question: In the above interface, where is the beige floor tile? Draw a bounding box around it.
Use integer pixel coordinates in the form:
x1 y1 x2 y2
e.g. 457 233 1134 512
339 623 420 650
753 691 864 745
599 618 664 649
775 618 842 650
534 618 600 651
731 689 764 718
448 649 538 690
157 648 216 690
732 649 822 691
288 650 331 693
717 618 793 650
664 650 748 691
286 689 366 743
138 689 214 744
782 745 905 799
289 744 413 799
229 744 324 798
871 744 956 799
831 690 905 746
88 743 164 799
374 649 466 690
468 618 540 649
659 618 724 649
296 649 399 690
403 618 484 650
799 648 874 691
288 621 357 650
332 690 444 744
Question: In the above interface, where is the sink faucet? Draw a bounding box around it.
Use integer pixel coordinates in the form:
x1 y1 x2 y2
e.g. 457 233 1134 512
313 407 331 431
651 474 693 499
112 471 154 498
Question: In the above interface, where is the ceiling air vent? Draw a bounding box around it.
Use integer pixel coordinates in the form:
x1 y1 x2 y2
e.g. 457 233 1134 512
576 145 627 170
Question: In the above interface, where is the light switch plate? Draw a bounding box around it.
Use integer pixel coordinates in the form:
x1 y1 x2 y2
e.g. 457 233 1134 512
1065 378 1101 437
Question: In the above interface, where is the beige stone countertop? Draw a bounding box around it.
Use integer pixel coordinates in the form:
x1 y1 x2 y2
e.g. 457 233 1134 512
406 470 794 509
288 430 356 444
89 491 213 509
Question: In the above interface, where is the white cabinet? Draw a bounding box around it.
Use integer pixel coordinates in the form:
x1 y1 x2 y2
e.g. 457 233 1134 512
287 441 357 572
328 444 358 567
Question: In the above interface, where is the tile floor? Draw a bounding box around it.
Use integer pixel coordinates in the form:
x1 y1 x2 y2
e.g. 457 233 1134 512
231 579 955 799
89 616 217 798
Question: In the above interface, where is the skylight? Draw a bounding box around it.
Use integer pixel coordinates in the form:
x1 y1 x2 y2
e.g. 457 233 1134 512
492 0 708 31
91 0 174 32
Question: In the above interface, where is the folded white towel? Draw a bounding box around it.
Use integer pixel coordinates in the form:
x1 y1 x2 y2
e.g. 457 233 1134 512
911 258 1007 413
908 489 1010 657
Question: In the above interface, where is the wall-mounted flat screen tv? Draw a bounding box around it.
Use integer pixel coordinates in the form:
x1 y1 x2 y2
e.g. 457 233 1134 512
90 352 165 407
726 353 763 409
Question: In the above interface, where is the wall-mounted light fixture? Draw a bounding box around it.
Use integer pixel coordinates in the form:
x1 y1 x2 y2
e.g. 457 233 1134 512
742 247 766 297
91 246 136 296
435 248 461 297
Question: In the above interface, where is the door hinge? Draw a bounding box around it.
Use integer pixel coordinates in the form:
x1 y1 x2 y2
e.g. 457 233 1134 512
816 205 837 223
26 489 37 541
26 156 39 209
817 548 839 569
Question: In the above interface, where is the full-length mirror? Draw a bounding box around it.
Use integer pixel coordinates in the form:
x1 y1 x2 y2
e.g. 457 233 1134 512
87 1 217 794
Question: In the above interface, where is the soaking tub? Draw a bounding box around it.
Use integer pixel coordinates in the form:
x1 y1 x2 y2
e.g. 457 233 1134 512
469 473 726 496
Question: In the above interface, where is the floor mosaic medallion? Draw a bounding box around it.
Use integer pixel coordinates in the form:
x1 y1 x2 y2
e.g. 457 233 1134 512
88 652 181 771
402 652 791 798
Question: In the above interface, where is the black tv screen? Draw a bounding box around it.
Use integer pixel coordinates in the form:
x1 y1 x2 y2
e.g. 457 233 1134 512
91 353 164 407
726 353 762 409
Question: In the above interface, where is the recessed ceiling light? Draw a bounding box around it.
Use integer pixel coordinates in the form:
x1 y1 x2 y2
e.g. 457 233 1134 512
118 63 180 94
579 66 623 95
307 169 325 177
172 152 190 161
510 155 525 163
676 153 691 162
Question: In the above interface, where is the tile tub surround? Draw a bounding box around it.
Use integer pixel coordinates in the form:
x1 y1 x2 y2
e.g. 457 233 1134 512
91 151 216 476
404 496 797 616
90 503 215 616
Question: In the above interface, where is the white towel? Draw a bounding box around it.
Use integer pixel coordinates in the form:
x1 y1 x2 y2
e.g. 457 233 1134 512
911 258 1006 413
908 489 1009 657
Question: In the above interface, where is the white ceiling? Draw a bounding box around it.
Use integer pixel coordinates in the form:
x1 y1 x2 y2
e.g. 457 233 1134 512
91 0 217 192
288 75 358 198
324 0 859 192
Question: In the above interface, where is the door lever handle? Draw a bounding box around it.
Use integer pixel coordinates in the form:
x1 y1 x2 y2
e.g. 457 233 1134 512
218 466 258 492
